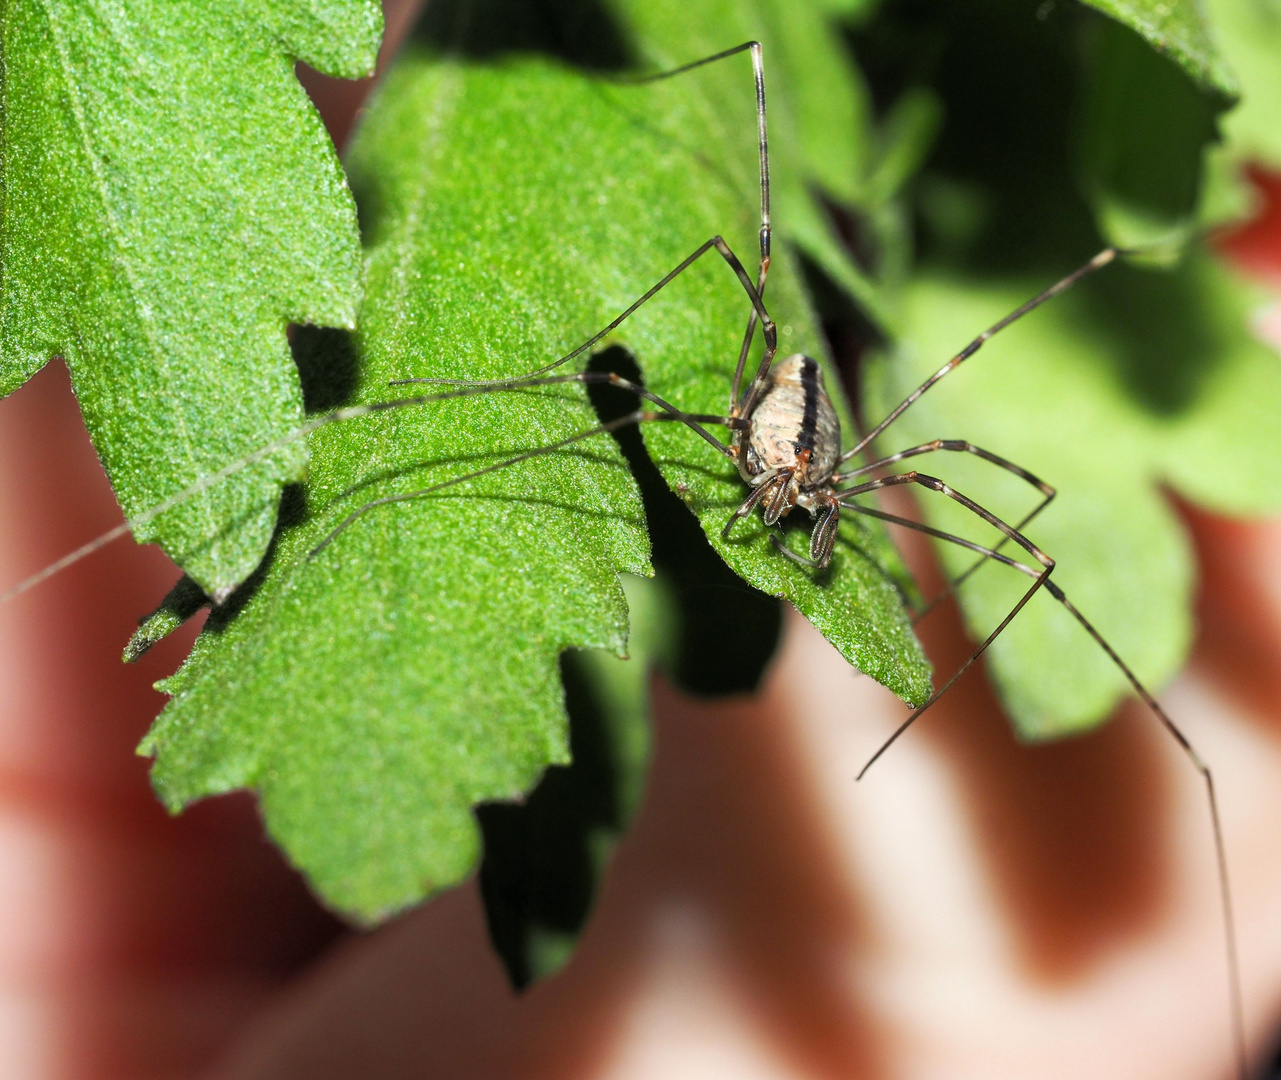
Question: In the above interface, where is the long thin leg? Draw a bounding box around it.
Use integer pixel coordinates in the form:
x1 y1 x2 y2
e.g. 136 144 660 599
308 407 695 558
835 471 1053 575
830 438 1057 618
837 471 1056 763
839 500 1046 575
7 43 783 606
1042 578 1246 1080
0 236 778 610
431 41 775 413
731 305 763 415
843 488 1247 1080
720 476 777 540
395 235 777 391
623 41 771 288
771 440 1053 573
727 39 772 411
414 42 777 412
705 43 771 416
349 36 781 563
837 248 1129 466
0 400 387 605
396 370 739 456
0 360 741 606
834 438 1052 491
914 490 1055 622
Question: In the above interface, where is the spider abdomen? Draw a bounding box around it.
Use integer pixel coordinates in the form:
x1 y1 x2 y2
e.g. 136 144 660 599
746 353 841 484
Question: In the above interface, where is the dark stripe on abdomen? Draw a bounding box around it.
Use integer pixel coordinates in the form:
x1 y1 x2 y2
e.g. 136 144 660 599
797 355 819 452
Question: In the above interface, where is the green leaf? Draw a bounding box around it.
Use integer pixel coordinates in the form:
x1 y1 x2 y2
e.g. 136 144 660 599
847 0 1281 739
1077 16 1222 250
141 54 928 920
866 87 944 208
865 250 1281 738
1199 0 1281 219
809 0 878 19
1078 0 1239 98
1074 0 1281 241
123 574 210 664
0 0 381 594
1209 0 1281 168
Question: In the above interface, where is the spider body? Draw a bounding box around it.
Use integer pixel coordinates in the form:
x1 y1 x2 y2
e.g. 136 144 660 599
737 353 841 487
731 352 843 566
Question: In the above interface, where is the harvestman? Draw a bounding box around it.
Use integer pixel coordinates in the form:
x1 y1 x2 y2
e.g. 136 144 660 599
0 41 1248 1078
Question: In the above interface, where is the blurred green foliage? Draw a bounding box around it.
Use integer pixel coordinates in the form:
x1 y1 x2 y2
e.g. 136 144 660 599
851 0 1281 738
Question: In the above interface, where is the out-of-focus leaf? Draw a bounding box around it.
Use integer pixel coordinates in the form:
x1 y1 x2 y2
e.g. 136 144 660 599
0 0 382 594
1077 16 1221 251
1206 0 1281 169
1079 0 1238 97
848 0 1281 740
864 250 1281 738
1197 0 1281 227
867 87 943 207
810 0 878 19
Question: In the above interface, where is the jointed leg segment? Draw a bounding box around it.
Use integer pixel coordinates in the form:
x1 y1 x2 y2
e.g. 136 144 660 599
839 247 1127 466
834 439 1058 614
308 404 725 559
844 469 1246 1080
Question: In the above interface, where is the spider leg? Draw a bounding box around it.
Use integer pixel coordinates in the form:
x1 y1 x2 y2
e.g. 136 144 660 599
615 40 774 413
395 234 777 394
308 409 712 559
720 474 779 541
397 370 741 457
914 490 1054 622
837 247 1129 467
839 473 1245 1080
830 438 1056 618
